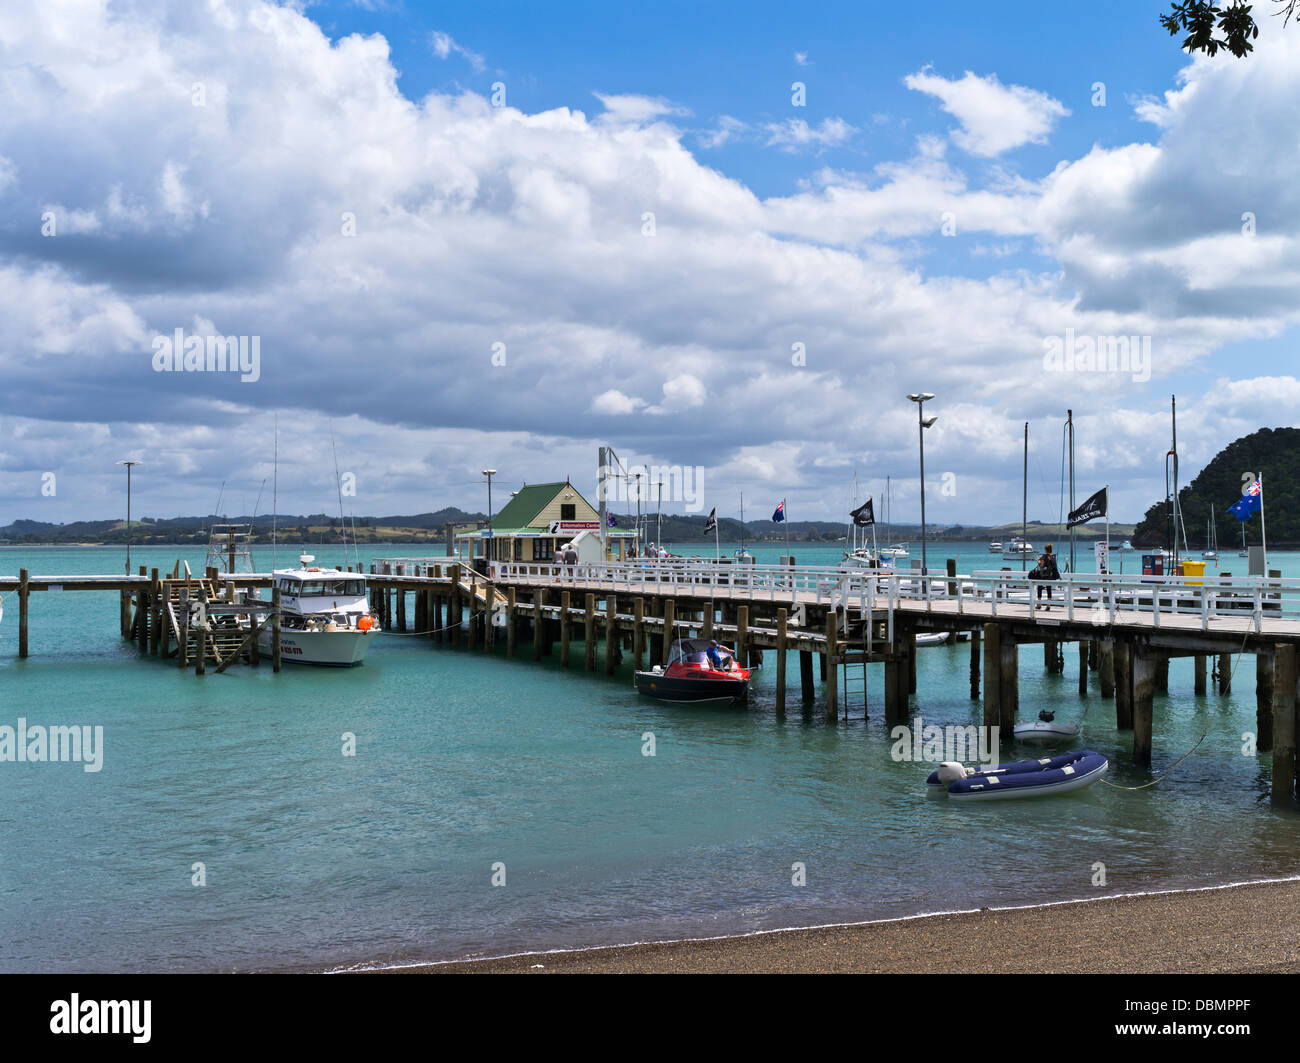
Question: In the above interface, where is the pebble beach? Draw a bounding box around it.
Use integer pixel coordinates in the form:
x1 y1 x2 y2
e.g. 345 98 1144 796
401 878 1300 974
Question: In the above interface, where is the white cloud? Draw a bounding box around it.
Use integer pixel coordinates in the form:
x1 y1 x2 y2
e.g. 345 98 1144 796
430 30 485 72
3 1 1300 525
764 117 855 152
904 68 1069 156
591 389 645 415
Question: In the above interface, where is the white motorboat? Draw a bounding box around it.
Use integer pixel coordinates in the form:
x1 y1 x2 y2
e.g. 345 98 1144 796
1013 710 1081 743
915 631 951 646
259 555 380 666
988 542 1002 554
880 544 910 559
1002 537 1035 559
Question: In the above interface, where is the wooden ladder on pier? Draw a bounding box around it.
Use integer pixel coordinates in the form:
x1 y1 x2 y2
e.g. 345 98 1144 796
840 646 870 719
162 572 247 664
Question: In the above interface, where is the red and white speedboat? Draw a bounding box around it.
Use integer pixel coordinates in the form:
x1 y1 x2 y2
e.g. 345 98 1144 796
634 638 750 704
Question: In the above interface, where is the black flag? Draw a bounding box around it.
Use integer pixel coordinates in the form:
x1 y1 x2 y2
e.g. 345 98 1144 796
704 507 717 533
850 499 875 526
1068 487 1107 528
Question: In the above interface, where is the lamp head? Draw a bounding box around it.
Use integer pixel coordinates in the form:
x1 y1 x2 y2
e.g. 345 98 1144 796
481 468 496 477
907 392 935 403
921 415 938 429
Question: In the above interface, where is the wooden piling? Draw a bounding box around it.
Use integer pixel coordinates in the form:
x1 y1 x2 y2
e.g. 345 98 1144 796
1099 640 1115 699
506 587 517 658
1193 654 1206 695
179 591 190 670
533 592 544 662
605 595 617 675
982 623 1000 735
1272 643 1297 805
1115 642 1133 730
1078 641 1088 695
701 602 713 641
585 593 596 672
633 597 644 671
18 568 29 659
466 576 478 652
736 605 749 666
1133 644 1154 765
1154 653 1169 694
908 630 917 694
824 612 838 722
559 591 571 667
998 633 1018 736
448 565 460 647
1257 648 1275 753
775 608 788 715
799 650 814 704
661 599 675 667
969 626 980 700
135 566 148 654
1218 653 1232 695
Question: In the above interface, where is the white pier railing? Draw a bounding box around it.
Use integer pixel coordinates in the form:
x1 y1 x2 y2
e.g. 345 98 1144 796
371 556 1300 637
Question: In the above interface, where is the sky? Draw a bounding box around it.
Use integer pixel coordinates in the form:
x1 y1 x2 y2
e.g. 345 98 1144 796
2 0 1300 529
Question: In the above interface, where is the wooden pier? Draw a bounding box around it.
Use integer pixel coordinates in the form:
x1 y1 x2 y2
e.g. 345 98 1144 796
0 563 283 674
4 554 1299 803
365 556 1300 803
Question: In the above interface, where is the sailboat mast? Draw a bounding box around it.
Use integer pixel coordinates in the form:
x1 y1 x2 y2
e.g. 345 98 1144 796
1067 409 1075 574
1022 421 1028 572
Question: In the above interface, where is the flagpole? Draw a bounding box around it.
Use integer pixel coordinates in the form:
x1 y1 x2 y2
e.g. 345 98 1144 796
783 497 789 556
1259 472 1267 574
1105 484 1110 575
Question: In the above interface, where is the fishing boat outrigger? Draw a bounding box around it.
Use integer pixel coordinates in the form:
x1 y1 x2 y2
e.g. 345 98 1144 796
634 638 750 704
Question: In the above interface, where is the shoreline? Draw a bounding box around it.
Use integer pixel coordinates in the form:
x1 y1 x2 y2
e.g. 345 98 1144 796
368 876 1300 974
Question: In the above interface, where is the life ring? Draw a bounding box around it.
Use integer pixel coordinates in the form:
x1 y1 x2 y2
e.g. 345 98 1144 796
357 615 375 631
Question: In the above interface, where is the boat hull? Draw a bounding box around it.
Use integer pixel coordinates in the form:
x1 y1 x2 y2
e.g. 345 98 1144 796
633 670 749 704
258 627 378 666
1012 720 1081 743
927 750 1108 801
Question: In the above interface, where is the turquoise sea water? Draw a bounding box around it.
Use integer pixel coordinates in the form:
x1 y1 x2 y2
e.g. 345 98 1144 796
0 541 1297 972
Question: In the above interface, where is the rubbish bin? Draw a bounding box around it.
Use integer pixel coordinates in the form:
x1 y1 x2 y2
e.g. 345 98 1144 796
1181 560 1205 586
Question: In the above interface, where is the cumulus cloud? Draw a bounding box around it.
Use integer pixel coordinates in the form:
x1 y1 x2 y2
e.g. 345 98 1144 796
765 117 856 152
1 1 1299 524
904 68 1069 156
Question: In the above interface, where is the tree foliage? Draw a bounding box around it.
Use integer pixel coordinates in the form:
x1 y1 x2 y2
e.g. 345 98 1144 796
1160 2 1300 57
1132 427 1300 547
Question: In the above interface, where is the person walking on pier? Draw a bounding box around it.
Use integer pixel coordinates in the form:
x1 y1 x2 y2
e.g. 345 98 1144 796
563 542 578 578
1033 544 1060 609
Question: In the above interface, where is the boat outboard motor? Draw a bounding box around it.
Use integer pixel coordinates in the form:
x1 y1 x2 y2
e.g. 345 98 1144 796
1038 710 1056 722
937 762 969 785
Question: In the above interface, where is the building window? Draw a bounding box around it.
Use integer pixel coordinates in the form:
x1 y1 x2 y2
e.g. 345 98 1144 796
560 503 576 521
514 539 524 561
536 537 553 560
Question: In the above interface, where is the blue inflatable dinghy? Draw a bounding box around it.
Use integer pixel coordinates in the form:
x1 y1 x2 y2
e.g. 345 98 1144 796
926 750 1108 801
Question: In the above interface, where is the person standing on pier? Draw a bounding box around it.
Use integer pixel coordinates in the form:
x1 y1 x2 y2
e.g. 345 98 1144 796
1034 544 1060 609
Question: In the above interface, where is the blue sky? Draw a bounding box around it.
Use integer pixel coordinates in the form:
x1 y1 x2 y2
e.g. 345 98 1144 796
1 0 1299 529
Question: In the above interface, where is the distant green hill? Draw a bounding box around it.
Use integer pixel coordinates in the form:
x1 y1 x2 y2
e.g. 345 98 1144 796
1132 426 1299 549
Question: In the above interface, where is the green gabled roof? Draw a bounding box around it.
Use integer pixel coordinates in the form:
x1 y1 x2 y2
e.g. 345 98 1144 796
491 481 571 530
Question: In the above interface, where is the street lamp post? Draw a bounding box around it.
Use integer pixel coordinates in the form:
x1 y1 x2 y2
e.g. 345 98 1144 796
481 469 496 565
656 478 663 551
906 393 937 571
117 460 140 575
634 473 643 556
